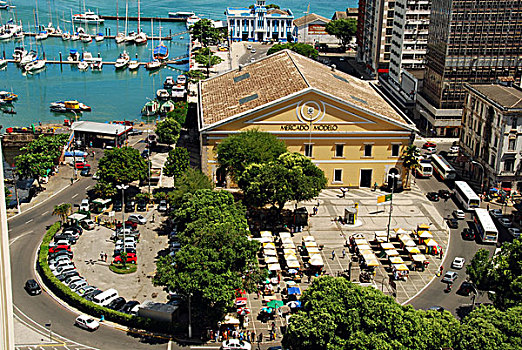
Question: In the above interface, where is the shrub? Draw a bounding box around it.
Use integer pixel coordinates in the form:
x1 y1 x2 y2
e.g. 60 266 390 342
37 222 178 334
109 263 137 274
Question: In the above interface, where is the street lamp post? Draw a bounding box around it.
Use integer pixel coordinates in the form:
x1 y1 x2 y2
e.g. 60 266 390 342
386 174 400 242
116 184 129 253
471 161 485 196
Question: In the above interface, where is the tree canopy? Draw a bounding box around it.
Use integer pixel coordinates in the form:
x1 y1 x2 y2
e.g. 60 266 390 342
194 47 224 78
190 19 223 47
166 168 214 208
267 43 319 59
166 101 188 126
155 117 181 145
325 18 357 49
401 145 420 188
164 147 190 179
97 147 148 187
216 130 287 182
239 152 327 210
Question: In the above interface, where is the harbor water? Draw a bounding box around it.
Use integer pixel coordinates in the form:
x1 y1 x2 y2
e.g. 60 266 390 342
0 0 353 127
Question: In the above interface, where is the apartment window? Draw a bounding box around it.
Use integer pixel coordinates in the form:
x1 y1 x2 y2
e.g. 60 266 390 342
335 144 344 157
490 154 496 167
512 117 518 129
509 138 517 151
504 159 514 172
304 144 313 157
392 144 400 157
334 169 343 183
364 144 373 157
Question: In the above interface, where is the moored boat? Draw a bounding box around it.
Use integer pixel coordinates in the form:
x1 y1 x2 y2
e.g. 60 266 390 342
67 49 80 62
95 33 104 42
128 60 140 70
72 11 105 24
78 61 89 70
0 59 7 68
134 32 147 45
35 31 49 40
19 50 38 66
153 43 168 61
115 32 125 44
156 89 170 100
24 59 46 72
176 74 187 85
62 31 71 40
141 100 158 116
163 76 175 89
145 60 161 71
114 50 130 70
171 85 186 99
80 33 92 43
91 59 103 70
13 47 27 62
159 100 175 115
0 91 18 101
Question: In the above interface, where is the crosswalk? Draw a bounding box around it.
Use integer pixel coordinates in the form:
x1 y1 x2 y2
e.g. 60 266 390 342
16 344 95 350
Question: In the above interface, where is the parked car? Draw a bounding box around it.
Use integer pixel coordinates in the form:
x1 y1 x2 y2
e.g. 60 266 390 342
115 242 136 252
73 161 91 169
75 315 100 331
113 247 136 256
50 239 75 248
438 189 452 200
119 300 140 314
113 253 137 264
508 227 521 238
63 225 83 235
76 285 97 297
81 219 95 230
442 271 459 284
489 209 503 218
141 149 150 158
449 145 459 153
498 217 512 228
69 279 88 292
457 281 476 296
84 289 103 301
24 279 41 295
64 275 83 286
54 233 77 244
49 254 72 266
427 192 440 201
136 200 147 211
423 141 436 149
52 264 76 276
128 214 147 225
92 171 99 180
107 296 126 310
56 270 79 282
49 245 71 254
80 166 91 176
79 199 90 212
113 200 123 212
462 227 476 240
49 259 74 271
125 200 136 212
427 306 445 312
451 257 465 269
222 339 252 350
447 218 459 229
49 249 73 260
453 210 466 220
158 200 168 212
425 147 437 154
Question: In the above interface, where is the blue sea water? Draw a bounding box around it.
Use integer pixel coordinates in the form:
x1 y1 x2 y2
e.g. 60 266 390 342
0 0 355 127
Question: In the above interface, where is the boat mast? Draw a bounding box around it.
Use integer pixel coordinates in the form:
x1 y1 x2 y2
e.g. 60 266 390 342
124 0 128 36
150 19 153 60
137 0 140 33
116 0 119 34
70 9 74 33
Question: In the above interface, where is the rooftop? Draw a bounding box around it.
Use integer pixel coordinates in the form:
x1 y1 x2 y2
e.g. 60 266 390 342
199 50 409 128
71 121 132 136
293 13 330 27
467 84 522 110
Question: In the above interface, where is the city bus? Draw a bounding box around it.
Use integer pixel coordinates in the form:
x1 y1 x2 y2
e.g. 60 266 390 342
416 163 433 178
473 208 498 244
431 154 457 180
454 181 480 210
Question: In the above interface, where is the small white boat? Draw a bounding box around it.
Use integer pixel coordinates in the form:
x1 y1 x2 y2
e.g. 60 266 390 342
141 100 159 116
95 33 104 42
35 31 49 40
24 59 46 72
159 100 175 115
115 32 125 44
176 74 187 85
114 50 130 70
13 47 27 62
72 11 105 24
20 50 38 66
78 61 89 70
45 23 56 34
145 60 161 71
0 59 7 69
13 30 24 39
134 32 147 45
128 60 140 70
67 49 80 62
62 32 71 40
156 89 170 100
71 33 80 41
171 85 186 99
0 30 13 40
124 31 136 44
91 59 103 70
80 33 92 43
163 76 175 88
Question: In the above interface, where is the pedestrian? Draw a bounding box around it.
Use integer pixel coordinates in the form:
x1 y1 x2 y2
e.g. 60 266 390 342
104 253 108 262
332 250 336 260
100 252 104 261
271 322 276 333
342 249 346 258
70 177 74 185
317 200 320 207
307 274 311 283
487 203 490 211
439 248 443 259
258 333 263 344
92 150 95 157
251 331 255 343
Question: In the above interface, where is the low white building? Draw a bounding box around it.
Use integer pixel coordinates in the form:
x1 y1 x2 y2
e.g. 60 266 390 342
226 0 295 42
460 83 522 193
292 13 339 45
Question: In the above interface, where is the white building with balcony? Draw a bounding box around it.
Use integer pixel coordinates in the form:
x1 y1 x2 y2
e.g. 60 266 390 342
460 83 522 193
226 0 295 42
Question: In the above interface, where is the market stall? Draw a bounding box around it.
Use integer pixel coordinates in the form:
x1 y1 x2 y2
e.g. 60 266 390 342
392 263 409 280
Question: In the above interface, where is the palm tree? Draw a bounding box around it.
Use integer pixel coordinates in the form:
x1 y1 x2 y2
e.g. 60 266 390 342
52 203 72 223
401 145 420 189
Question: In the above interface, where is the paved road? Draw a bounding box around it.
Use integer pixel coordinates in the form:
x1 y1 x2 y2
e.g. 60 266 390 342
9 177 172 349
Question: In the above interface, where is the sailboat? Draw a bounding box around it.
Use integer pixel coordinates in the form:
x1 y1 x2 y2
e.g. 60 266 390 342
122 0 135 43
134 0 146 45
146 20 161 70
34 7 48 40
153 21 168 61
94 10 103 41
114 0 124 44
70 9 79 40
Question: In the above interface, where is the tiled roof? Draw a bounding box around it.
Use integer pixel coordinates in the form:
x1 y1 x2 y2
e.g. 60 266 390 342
293 13 330 27
199 50 409 128
468 84 522 110
332 11 348 20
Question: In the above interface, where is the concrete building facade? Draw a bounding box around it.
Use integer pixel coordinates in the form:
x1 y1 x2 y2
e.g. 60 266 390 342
418 0 522 137
293 14 339 45
226 0 295 43
460 83 522 193
198 50 416 189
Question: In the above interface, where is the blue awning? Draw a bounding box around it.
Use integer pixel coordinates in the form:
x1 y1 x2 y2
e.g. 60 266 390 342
153 45 168 56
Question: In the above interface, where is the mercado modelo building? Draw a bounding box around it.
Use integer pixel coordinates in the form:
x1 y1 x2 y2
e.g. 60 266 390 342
197 49 417 188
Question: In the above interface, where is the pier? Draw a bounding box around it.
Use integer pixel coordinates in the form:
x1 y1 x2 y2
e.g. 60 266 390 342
99 15 186 23
1 54 189 67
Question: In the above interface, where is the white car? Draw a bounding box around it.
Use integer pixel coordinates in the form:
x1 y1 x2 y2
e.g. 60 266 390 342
75 315 100 331
425 147 436 154
79 199 90 212
127 214 147 225
498 217 512 228
489 209 503 218
251 48 256 53
451 257 465 269
508 228 521 238
92 171 99 180
246 44 252 50
222 339 251 350
49 258 73 271
453 210 465 220
449 145 459 153
69 279 88 292
81 219 95 230
116 237 136 246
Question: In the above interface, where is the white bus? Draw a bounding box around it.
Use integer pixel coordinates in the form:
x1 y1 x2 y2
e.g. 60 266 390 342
454 181 480 210
416 163 433 178
431 154 457 180
473 208 498 244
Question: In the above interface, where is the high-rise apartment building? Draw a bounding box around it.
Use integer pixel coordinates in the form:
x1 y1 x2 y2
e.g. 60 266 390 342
417 0 522 137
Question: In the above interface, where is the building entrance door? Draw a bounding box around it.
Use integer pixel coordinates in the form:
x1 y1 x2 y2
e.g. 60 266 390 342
360 169 372 188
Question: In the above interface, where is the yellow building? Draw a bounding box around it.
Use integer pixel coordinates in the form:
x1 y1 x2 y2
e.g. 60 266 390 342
198 50 416 188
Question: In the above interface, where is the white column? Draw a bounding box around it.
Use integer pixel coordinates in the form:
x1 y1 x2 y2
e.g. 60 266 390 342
0 140 15 350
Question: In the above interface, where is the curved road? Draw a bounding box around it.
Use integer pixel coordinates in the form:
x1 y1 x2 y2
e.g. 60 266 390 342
9 178 169 349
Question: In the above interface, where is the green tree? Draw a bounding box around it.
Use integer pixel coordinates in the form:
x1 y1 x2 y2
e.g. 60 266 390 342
190 18 222 47
155 117 181 145
325 18 357 50
52 203 72 223
97 147 148 186
401 145 420 189
164 147 190 180
466 248 492 291
487 239 522 309
93 180 117 199
267 42 318 59
166 102 188 126
15 153 54 188
4 187 11 207
167 168 213 207
249 3 280 9
239 152 327 210
194 47 224 78
216 130 287 182
186 69 206 83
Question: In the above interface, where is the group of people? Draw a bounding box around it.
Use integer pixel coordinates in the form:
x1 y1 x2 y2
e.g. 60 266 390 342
207 328 258 343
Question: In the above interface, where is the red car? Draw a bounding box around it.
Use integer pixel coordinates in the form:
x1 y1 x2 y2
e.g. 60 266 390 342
74 161 91 169
48 245 71 254
113 253 137 264
422 141 436 149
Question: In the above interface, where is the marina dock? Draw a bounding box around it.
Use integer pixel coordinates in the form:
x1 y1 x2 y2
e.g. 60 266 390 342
99 15 186 23
1 54 189 66
22 32 178 41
